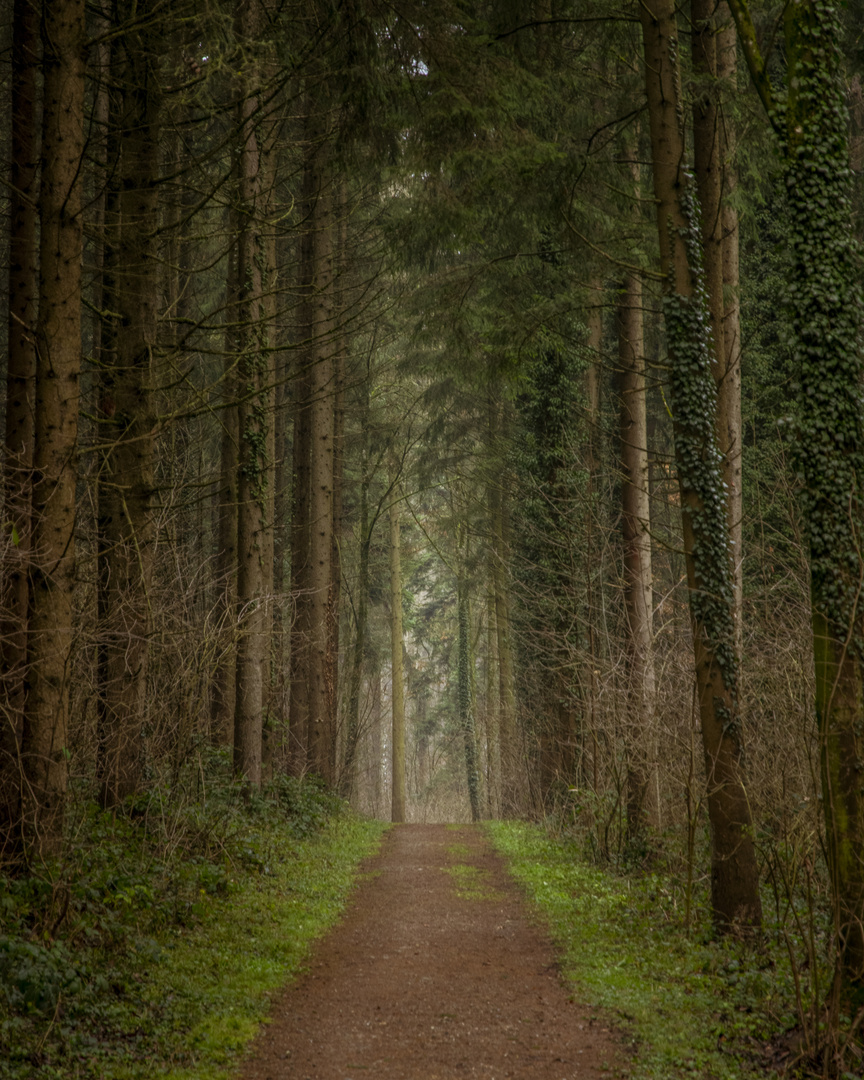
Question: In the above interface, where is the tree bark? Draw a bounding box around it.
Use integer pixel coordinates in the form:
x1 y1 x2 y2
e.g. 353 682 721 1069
96 0 161 808
717 6 744 666
490 407 517 815
233 0 273 787
728 0 864 1004
618 255 659 836
340 364 371 800
293 102 337 784
1 0 39 858
389 476 406 823
485 584 500 818
640 0 761 930
458 531 482 823
585 292 603 796
22 0 86 857
288 347 312 774
693 0 744 663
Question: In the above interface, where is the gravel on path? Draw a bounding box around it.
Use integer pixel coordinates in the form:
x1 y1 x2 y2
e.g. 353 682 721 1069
238 823 626 1080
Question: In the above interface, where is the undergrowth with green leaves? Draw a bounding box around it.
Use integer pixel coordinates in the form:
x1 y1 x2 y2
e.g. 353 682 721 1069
488 820 828 1080
0 763 386 1080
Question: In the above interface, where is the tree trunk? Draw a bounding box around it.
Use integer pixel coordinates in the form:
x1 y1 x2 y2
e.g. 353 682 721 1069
327 324 345 782
212 225 239 747
22 0 86 857
640 0 761 930
296 107 337 784
717 5 744 666
585 292 603 795
288 350 312 774
1 0 39 859
490 417 517 815
458 534 482 823
485 585 500 818
693 0 743 662
233 0 272 787
389 476 406 823
340 365 371 799
96 0 161 808
618 254 659 836
727 0 864 1005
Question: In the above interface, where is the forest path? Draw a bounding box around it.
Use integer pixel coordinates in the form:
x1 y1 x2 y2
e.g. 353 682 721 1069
237 823 626 1080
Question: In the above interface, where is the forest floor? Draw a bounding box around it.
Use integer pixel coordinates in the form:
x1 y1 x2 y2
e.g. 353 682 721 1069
238 823 626 1080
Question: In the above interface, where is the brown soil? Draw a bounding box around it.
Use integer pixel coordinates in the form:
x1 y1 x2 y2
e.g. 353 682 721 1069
238 823 627 1080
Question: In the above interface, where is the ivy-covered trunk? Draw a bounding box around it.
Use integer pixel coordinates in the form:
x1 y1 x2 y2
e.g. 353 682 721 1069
729 0 864 1012
692 0 744 663
786 1 864 1011
639 0 762 930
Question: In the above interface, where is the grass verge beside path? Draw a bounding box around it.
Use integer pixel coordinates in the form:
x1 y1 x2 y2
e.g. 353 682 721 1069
125 813 387 1080
1 781 387 1080
489 821 791 1080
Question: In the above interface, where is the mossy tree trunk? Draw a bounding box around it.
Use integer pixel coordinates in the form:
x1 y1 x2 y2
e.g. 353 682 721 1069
729 0 864 1011
640 0 762 931
692 0 744 663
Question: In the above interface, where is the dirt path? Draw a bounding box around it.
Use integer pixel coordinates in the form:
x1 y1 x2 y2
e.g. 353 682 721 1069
239 824 626 1080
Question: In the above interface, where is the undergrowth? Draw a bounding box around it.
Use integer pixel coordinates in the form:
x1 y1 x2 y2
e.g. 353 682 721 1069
0 753 387 1080
488 820 856 1080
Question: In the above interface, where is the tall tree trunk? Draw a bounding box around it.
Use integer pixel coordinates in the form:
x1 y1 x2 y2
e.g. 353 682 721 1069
22 0 86 856
288 351 312 774
96 0 161 808
389 476 406 822
730 0 864 1004
306 222 336 781
212 219 239 747
1 0 39 858
271 317 289 759
490 413 517 815
327 322 345 782
340 364 371 799
693 0 743 662
717 5 744 666
458 531 482 823
290 102 339 782
640 0 761 930
485 585 500 818
259 87 279 776
585 291 603 795
233 0 272 787
618 255 659 836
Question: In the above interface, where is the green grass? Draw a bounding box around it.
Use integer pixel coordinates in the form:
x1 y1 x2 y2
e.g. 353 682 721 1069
1 777 387 1080
488 821 799 1080
116 814 387 1080
443 863 504 902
